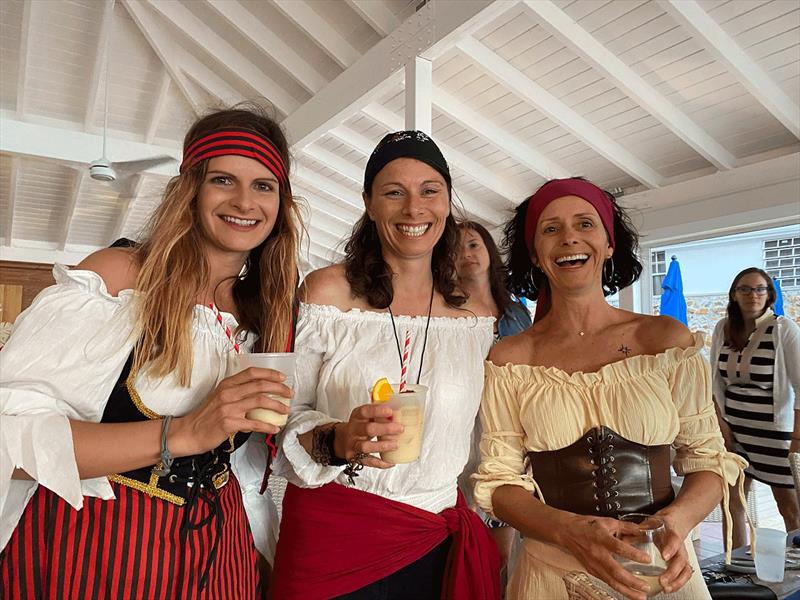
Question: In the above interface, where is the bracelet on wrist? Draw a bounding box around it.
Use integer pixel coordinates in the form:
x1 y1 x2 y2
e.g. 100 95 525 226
311 424 347 467
152 415 175 476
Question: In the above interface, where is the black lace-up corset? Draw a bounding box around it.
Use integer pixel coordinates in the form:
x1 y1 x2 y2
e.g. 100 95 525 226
526 426 674 518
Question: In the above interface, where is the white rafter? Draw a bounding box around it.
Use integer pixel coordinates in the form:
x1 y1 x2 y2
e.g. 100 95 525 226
431 87 570 183
145 0 299 116
282 0 513 151
457 37 664 188
205 0 327 95
146 70 172 143
294 185 358 231
84 0 115 131
59 169 86 250
122 0 202 112
346 0 399 36
110 173 146 242
127 0 242 109
294 165 363 212
4 156 19 246
271 0 361 69
15 0 35 118
357 105 526 205
660 0 800 140
522 0 737 171
302 146 363 185
0 114 180 176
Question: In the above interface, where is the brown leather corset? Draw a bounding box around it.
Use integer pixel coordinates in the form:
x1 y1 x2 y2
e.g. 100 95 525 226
526 426 675 518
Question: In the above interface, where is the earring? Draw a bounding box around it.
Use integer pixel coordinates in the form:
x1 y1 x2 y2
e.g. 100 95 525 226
603 257 615 283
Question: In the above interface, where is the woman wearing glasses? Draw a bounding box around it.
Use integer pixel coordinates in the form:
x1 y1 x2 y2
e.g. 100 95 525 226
712 267 800 546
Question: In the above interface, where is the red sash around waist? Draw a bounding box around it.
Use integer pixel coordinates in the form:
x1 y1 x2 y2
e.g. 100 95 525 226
270 482 501 600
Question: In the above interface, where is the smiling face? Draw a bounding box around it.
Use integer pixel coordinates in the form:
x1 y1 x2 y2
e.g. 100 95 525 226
531 195 613 293
364 157 450 262
733 271 771 318
457 227 491 281
196 155 281 259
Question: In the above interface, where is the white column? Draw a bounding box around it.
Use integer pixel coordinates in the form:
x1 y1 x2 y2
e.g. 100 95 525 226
405 56 432 133
639 245 655 315
618 279 642 313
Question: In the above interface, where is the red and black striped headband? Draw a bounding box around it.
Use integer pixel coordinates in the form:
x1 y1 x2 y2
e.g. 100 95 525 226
180 128 289 189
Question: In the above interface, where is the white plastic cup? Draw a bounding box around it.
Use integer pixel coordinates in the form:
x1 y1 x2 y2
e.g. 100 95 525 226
236 352 295 427
378 384 427 464
754 527 787 582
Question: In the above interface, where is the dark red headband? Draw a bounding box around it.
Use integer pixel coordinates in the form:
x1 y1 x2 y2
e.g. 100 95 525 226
523 178 616 254
180 128 289 190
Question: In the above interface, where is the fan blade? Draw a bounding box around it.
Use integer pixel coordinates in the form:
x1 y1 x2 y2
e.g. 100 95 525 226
111 155 176 176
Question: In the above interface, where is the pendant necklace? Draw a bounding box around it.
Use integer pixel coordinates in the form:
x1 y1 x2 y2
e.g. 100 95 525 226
387 282 435 385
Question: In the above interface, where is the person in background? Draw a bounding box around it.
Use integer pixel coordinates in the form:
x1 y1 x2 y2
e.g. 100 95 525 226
712 267 800 547
474 177 747 600
271 131 500 600
456 220 532 342
455 220 530 576
0 105 300 599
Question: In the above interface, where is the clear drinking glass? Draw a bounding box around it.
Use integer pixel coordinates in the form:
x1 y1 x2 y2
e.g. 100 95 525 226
235 352 296 426
616 513 668 597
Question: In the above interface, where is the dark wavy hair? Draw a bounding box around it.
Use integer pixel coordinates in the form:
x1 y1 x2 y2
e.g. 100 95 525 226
724 267 776 352
344 176 464 310
457 220 511 314
503 178 642 316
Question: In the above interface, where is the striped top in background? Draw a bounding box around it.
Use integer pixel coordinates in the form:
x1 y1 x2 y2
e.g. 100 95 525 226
719 318 792 488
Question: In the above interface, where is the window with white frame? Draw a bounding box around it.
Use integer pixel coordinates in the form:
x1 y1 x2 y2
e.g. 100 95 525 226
764 236 800 288
651 250 667 296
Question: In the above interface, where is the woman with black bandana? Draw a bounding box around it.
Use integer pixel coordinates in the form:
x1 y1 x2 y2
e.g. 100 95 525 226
270 131 501 599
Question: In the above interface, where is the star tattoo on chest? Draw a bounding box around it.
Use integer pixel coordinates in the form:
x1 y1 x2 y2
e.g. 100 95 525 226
618 344 631 357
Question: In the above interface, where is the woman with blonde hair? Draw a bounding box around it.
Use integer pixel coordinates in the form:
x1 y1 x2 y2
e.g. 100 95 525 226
0 105 300 599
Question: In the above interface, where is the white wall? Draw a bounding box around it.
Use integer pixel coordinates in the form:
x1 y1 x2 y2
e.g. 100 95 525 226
652 224 800 296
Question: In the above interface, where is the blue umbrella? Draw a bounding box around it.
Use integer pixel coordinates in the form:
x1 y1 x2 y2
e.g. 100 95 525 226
773 277 785 316
660 255 688 326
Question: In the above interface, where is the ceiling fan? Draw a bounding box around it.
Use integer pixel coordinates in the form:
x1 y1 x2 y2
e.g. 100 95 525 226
89 0 175 186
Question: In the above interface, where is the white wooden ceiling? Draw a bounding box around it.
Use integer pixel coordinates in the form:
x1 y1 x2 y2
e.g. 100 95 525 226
0 0 798 269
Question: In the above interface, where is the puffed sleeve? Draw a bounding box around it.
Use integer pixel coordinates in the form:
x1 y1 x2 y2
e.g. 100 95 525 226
272 306 346 487
0 265 136 550
670 336 747 561
473 361 541 518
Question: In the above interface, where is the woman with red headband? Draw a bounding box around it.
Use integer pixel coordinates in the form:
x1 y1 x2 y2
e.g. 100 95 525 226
0 105 300 599
473 178 747 600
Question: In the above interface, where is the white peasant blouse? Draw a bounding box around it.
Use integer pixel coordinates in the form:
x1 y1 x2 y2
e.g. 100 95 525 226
273 302 494 514
0 265 278 562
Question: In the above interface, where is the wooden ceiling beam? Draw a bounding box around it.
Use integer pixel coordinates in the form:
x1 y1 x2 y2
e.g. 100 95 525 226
272 0 361 69
145 70 172 143
206 0 328 95
145 0 299 116
59 169 86 250
345 0 399 37
522 0 737 171
660 0 800 140
84 0 115 131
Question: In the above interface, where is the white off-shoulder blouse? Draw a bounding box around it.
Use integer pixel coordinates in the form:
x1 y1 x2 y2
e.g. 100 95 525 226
0 265 278 561
474 333 747 599
273 302 494 514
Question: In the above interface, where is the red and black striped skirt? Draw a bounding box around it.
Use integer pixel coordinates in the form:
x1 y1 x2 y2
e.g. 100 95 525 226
0 477 262 600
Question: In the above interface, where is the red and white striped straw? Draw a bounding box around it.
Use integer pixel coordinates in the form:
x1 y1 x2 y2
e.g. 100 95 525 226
209 303 241 354
398 329 411 393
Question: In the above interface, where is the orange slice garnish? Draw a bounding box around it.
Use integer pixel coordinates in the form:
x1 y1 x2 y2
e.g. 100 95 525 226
371 377 393 404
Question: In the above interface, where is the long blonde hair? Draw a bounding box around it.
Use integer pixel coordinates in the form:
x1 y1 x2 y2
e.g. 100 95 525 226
132 105 300 385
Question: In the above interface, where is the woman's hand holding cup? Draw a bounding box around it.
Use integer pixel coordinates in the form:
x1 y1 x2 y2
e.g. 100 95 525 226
333 403 404 469
170 366 293 456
